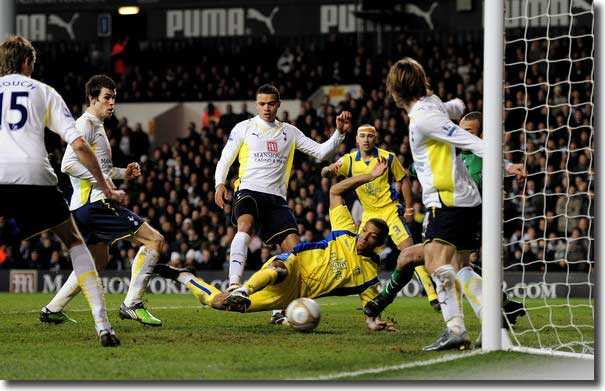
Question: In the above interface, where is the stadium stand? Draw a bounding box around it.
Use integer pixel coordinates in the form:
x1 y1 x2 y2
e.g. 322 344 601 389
0 31 593 275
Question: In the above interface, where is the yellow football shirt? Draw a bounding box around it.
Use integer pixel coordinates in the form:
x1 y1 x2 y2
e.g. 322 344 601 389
336 147 406 212
277 205 380 305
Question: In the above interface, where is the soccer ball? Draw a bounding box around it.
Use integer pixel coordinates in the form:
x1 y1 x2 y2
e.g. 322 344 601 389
285 297 321 332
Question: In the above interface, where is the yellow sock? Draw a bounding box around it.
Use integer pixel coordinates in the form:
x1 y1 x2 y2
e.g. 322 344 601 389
415 266 438 302
187 277 221 306
244 268 278 295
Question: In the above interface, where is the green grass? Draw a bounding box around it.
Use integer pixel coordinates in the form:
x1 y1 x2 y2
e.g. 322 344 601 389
0 293 594 380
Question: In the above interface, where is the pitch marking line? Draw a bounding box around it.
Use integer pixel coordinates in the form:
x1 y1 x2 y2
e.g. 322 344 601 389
1 301 344 315
289 349 486 380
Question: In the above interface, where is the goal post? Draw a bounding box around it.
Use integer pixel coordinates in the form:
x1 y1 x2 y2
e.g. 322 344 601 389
483 0 595 358
482 0 505 352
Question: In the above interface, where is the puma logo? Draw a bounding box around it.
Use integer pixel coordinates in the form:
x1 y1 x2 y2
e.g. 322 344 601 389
48 13 80 40
404 3 438 30
246 7 279 35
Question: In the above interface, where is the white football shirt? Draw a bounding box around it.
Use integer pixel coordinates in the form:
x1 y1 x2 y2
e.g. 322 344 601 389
61 111 124 210
408 95 484 208
0 74 81 186
215 115 345 199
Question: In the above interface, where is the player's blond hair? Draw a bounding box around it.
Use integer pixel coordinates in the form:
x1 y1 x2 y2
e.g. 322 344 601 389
0 35 36 76
386 57 430 108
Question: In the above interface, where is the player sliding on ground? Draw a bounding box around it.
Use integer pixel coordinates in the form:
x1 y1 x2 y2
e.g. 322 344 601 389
320 123 440 310
40 75 164 327
155 158 396 331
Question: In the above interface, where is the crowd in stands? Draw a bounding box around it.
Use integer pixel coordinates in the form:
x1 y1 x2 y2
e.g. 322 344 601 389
0 30 594 275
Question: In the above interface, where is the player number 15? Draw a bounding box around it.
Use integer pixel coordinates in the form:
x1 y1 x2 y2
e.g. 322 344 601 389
0 91 30 130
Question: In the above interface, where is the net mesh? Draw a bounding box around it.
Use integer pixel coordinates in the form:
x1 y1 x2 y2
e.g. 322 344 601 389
502 0 594 355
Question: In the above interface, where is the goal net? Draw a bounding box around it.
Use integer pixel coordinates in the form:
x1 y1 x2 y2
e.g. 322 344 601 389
501 0 594 357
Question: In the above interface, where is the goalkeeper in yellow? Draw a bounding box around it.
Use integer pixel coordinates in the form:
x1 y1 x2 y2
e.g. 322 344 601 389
154 158 396 331
320 124 439 310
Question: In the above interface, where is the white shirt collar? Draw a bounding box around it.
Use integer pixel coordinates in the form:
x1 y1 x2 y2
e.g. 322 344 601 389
82 110 104 125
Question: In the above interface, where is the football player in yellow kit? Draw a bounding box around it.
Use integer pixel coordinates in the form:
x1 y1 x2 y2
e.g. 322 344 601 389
321 124 440 311
155 158 396 331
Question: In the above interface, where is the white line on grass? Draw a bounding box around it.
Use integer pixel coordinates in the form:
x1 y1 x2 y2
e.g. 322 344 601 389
289 349 486 380
2 300 344 315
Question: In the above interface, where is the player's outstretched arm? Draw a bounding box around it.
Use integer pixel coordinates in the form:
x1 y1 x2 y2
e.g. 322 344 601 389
294 110 352 161
366 316 398 332
71 137 125 203
505 163 527 180
320 160 342 178
335 110 352 135
329 157 388 208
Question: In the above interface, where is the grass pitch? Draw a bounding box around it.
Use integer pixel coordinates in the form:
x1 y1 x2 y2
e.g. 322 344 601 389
0 293 594 380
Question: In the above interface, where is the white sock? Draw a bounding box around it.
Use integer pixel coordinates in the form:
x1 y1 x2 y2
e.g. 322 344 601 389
123 246 159 307
432 264 465 335
229 232 251 286
69 244 110 333
177 272 195 285
46 271 80 312
457 266 482 320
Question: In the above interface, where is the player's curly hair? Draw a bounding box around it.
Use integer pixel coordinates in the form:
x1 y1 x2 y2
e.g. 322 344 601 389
367 218 389 246
386 57 431 108
0 35 36 76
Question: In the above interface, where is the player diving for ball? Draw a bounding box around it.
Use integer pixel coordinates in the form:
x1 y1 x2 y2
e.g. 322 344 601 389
155 158 397 331
320 122 441 310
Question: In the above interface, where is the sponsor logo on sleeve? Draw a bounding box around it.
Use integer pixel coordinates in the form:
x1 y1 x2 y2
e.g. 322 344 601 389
442 122 457 137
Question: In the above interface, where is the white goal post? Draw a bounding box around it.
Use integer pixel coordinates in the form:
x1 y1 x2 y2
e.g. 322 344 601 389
482 0 595 358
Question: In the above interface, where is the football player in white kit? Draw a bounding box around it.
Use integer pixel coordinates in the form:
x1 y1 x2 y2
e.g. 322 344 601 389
40 75 165 327
385 57 525 351
214 84 351 322
0 35 124 347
